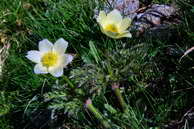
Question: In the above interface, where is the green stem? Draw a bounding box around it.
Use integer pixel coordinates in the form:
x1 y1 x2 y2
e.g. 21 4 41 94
63 76 85 95
63 75 75 89
112 83 128 113
85 99 111 128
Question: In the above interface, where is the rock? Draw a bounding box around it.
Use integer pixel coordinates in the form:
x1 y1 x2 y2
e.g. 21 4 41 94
108 0 139 18
133 4 180 37
94 0 139 19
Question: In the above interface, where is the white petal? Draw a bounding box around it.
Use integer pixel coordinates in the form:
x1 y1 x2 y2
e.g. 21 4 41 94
26 50 41 63
63 54 74 67
53 38 68 54
49 67 63 77
34 64 48 74
39 39 53 52
107 9 122 24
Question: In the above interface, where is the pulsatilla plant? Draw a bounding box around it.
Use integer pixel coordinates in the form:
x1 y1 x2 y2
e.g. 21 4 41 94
70 43 157 96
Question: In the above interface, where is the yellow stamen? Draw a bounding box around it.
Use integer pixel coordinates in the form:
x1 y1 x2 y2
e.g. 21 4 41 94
41 52 58 67
104 24 118 33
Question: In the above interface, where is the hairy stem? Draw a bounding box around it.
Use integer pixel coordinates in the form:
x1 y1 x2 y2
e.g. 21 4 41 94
112 83 128 113
85 98 111 128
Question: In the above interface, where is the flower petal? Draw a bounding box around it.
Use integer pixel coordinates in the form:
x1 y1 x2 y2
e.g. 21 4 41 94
101 27 118 39
106 9 122 24
100 25 132 39
97 11 106 25
34 64 48 74
49 66 63 77
53 38 68 54
116 32 132 39
105 32 118 39
118 18 131 32
63 54 74 67
26 50 41 63
39 39 53 52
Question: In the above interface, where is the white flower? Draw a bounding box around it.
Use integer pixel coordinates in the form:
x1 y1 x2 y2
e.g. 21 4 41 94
26 38 73 77
97 9 132 39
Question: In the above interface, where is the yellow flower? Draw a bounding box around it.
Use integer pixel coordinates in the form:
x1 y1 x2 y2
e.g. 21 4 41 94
26 38 73 77
97 9 132 39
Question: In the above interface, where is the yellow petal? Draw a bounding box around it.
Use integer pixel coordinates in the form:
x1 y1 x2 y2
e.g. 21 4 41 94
118 18 132 32
106 9 122 24
102 28 118 39
116 32 132 39
97 11 106 25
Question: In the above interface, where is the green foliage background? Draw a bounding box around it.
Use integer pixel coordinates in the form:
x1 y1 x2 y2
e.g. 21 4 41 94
0 0 194 129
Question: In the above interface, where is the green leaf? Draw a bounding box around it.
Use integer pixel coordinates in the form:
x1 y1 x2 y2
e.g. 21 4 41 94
104 104 117 114
0 92 12 116
89 41 101 64
191 6 194 12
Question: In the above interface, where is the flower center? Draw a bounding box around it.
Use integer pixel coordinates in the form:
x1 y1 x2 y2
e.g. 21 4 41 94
41 52 58 67
105 24 118 33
